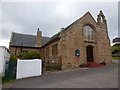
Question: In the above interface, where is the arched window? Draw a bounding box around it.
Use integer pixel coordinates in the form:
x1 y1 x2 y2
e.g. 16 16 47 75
83 25 94 42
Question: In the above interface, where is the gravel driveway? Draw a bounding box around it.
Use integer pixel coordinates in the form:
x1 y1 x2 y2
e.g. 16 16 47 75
9 64 118 88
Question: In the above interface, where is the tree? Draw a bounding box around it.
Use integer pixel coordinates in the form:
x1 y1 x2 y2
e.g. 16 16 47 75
111 44 120 56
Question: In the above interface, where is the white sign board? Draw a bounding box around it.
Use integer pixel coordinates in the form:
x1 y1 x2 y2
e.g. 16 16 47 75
16 59 42 79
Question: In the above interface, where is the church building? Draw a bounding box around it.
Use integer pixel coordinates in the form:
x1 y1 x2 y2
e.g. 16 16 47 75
9 11 112 69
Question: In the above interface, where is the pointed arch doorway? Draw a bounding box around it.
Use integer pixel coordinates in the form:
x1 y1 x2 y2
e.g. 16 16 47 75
86 46 94 62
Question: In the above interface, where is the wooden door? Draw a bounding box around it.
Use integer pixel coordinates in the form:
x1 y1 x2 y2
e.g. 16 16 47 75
86 46 94 62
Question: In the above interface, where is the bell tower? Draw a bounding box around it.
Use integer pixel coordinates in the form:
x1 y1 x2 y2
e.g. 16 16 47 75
97 10 107 28
97 10 112 64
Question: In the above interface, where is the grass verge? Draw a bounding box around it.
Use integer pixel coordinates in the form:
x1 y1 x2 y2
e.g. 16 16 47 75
112 56 120 60
2 77 16 84
111 62 117 64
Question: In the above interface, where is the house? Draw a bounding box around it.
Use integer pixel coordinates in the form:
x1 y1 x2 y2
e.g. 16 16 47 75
113 37 120 45
9 11 112 70
9 29 50 56
112 37 120 57
0 46 10 76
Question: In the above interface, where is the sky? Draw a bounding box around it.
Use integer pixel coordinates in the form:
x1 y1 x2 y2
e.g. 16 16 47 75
0 1 119 48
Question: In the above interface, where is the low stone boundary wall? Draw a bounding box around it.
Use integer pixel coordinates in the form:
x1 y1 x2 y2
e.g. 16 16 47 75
44 56 61 67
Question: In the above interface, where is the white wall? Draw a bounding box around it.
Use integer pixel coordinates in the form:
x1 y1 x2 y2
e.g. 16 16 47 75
0 46 10 75
16 59 42 79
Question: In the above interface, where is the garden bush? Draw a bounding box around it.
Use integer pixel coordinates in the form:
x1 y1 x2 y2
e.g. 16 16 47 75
17 51 41 59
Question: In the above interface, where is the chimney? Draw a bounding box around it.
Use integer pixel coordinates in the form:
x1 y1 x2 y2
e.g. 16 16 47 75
35 28 42 47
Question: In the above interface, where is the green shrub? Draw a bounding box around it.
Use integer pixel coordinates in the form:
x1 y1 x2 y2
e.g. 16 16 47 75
17 51 41 59
111 45 120 54
79 62 86 67
100 61 106 65
10 54 17 61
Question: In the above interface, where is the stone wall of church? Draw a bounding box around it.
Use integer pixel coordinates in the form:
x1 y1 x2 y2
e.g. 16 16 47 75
59 23 85 69
43 39 61 66
58 12 112 69
58 13 96 69
97 24 112 63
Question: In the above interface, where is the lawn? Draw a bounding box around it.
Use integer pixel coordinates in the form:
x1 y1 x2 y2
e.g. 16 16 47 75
112 56 120 60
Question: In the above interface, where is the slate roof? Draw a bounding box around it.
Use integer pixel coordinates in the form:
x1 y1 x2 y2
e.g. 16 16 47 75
10 12 96 48
113 37 120 43
45 20 79 45
10 32 50 47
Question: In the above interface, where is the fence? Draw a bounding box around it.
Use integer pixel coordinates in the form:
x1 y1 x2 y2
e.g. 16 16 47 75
5 60 17 79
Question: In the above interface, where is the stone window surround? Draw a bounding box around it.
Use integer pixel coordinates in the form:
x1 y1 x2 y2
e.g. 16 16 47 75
45 47 49 56
52 43 58 56
83 25 94 42
82 23 97 44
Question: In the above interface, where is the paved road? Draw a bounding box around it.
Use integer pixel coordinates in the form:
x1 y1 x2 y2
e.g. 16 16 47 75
112 60 119 63
11 64 118 88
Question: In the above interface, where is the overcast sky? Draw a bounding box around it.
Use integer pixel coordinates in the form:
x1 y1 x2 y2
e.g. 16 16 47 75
0 1 119 47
